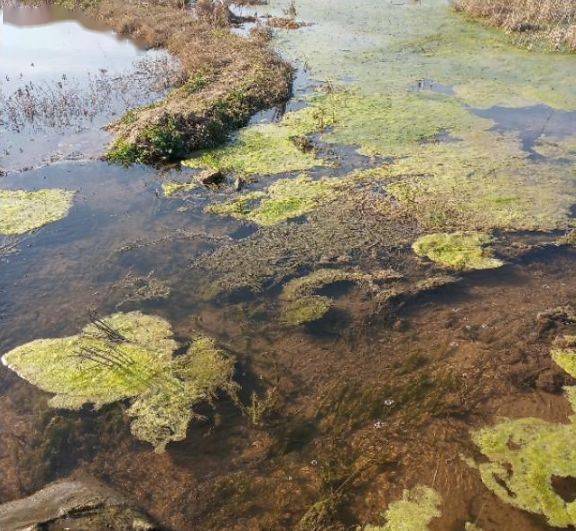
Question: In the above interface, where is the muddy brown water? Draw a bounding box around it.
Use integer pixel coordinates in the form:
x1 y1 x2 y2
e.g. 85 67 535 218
2 2 576 531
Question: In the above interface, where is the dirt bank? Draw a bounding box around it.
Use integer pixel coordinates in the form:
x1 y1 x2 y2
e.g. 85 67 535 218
54 0 292 164
455 0 576 51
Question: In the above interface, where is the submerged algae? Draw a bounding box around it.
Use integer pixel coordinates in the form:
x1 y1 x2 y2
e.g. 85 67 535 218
162 180 200 197
412 232 503 271
207 175 340 226
470 337 576 527
365 485 442 530
0 189 76 236
1 312 235 453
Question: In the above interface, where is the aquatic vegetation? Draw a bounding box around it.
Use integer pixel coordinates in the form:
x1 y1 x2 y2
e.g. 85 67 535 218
183 105 328 176
0 189 75 236
162 180 200 197
90 0 291 164
412 232 504 271
383 130 576 232
309 90 485 157
469 336 576 527
1 312 235 453
207 175 340 226
365 485 442 530
281 295 333 325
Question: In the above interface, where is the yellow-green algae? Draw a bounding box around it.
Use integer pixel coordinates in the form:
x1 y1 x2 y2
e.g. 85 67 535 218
279 269 373 325
206 175 341 226
364 485 442 530
412 232 504 271
383 129 576 232
1 312 235 453
0 189 75 236
183 105 330 176
469 336 576 527
202 0 576 237
162 180 200 197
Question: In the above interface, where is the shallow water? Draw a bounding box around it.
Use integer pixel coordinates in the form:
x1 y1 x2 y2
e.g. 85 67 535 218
1 3 178 172
2 0 576 529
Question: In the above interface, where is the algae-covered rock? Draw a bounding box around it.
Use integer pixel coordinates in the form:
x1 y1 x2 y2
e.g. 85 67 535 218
1 312 235 453
469 337 576 527
412 232 504 271
0 189 75 235
365 485 442 530
207 175 340 226
0 476 158 530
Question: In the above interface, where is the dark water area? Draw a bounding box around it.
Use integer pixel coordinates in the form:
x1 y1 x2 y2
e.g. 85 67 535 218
473 104 576 156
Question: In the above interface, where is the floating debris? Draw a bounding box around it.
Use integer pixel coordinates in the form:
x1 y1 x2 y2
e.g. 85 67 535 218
1 312 235 453
412 232 504 271
0 189 75 236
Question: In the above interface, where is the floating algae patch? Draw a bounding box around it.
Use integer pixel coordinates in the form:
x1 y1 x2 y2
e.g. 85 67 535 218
308 90 488 157
0 189 75 236
207 175 341 226
266 0 576 111
183 105 329 177
384 129 576 232
1 312 235 453
469 336 576 527
162 180 200 197
412 232 504 271
365 485 442 530
533 136 576 160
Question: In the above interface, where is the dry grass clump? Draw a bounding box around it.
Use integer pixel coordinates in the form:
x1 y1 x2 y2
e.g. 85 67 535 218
71 0 291 163
455 0 576 51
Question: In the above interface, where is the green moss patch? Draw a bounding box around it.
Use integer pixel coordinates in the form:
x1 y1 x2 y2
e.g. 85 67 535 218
365 485 442 530
1 312 235 453
0 189 75 236
281 295 333 325
412 232 504 271
207 175 340 226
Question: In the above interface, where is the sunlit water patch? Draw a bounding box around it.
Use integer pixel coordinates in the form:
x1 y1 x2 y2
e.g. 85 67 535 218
0 2 180 172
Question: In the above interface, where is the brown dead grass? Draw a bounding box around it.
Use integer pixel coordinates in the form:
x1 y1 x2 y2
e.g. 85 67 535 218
455 0 576 51
73 0 292 163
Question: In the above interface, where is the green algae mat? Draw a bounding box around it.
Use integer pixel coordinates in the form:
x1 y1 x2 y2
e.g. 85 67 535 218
0 189 75 235
1 312 236 453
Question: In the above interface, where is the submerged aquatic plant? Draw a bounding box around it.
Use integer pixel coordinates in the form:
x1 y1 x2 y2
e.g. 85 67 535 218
161 180 200 197
365 485 442 530
1 312 235 453
0 189 75 236
412 232 504 271
279 268 375 325
207 175 341 226
469 336 576 527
